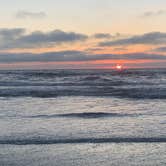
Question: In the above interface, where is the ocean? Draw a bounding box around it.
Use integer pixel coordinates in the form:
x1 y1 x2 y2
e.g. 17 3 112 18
0 69 165 166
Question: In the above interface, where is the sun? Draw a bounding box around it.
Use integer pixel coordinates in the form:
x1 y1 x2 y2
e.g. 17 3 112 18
116 64 122 70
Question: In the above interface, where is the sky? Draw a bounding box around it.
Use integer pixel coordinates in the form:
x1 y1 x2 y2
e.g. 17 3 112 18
0 0 166 69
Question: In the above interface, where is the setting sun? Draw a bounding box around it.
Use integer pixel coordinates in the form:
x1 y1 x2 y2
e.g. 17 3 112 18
116 64 122 70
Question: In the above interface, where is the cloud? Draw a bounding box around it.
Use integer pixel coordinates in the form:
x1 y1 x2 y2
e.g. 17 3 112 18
0 28 25 49
15 10 47 19
0 51 166 63
93 33 123 40
0 28 25 38
113 47 128 51
0 28 88 49
99 32 166 46
93 33 112 39
141 10 166 18
153 46 166 52
85 47 104 52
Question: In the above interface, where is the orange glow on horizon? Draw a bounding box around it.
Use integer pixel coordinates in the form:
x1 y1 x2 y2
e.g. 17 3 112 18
0 59 165 69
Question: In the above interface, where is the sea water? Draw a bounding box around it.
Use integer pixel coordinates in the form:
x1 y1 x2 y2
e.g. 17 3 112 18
0 69 165 166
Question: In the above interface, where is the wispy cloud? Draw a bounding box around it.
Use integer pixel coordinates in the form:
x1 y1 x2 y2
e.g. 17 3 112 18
93 33 112 39
153 46 166 52
15 10 47 19
113 47 128 51
141 10 166 18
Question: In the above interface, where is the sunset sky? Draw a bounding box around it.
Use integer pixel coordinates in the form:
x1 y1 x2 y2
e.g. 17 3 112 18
0 0 166 69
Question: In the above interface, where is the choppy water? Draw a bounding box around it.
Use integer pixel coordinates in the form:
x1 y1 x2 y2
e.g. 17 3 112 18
0 69 166 166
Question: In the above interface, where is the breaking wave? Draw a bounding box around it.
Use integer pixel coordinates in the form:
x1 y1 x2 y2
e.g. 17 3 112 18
0 87 165 99
0 69 165 99
25 112 140 119
0 137 166 145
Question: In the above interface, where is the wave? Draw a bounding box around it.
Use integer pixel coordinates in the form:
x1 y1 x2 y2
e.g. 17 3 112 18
1 112 140 119
0 137 165 145
0 87 165 99
0 81 151 87
0 69 165 99
25 112 139 119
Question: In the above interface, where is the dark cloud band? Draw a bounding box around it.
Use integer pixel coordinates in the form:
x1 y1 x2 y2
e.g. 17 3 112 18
0 51 165 63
